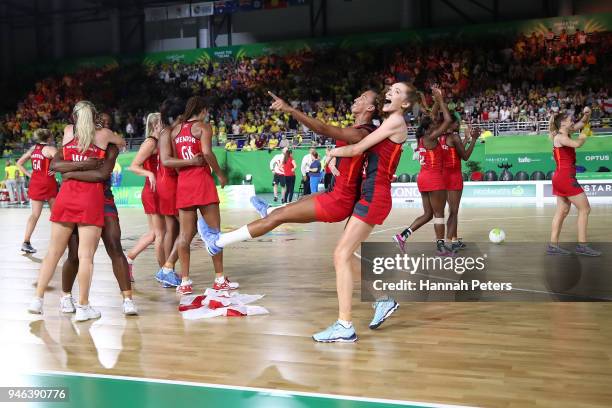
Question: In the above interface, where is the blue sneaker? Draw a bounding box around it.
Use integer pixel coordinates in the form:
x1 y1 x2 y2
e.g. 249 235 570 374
161 270 181 288
369 297 399 330
197 218 222 256
155 268 165 284
312 321 357 343
250 196 269 219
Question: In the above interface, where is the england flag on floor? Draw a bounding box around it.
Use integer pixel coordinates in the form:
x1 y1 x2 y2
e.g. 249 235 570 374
179 288 269 319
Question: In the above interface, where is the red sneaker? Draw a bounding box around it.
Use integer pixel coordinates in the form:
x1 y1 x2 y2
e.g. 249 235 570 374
213 277 239 291
176 280 193 295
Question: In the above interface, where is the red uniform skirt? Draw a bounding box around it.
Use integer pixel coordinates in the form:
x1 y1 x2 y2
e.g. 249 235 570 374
444 168 464 191
50 180 104 227
141 183 159 215
552 170 584 197
157 175 178 216
28 175 58 201
313 190 357 223
176 167 219 210
417 170 446 192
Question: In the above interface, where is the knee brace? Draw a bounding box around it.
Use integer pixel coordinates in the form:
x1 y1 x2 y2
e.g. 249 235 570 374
433 217 445 225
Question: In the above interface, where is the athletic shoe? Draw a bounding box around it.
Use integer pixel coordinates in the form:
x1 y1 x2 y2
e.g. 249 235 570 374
60 295 76 313
546 243 571 255
312 321 357 343
122 298 138 315
575 244 601 257
393 234 407 253
176 280 193 295
21 242 37 253
155 268 165 284
28 297 43 314
213 277 239 291
162 270 181 288
250 196 270 219
197 218 222 256
273 196 278 202
128 263 135 282
456 238 466 249
74 304 101 322
436 244 457 257
369 297 399 330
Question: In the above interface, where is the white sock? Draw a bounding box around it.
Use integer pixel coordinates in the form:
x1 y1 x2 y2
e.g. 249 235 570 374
337 319 353 329
181 277 190 284
161 266 173 273
216 226 252 248
266 204 284 216
215 275 225 284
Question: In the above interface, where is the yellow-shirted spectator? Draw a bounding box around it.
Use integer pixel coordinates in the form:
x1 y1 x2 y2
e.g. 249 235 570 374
268 137 279 149
225 140 237 151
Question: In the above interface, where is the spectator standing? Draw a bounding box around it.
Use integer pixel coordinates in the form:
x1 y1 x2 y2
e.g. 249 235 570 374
15 168 28 204
308 151 322 194
282 149 296 203
4 159 18 203
322 146 334 190
270 148 286 202
300 147 315 195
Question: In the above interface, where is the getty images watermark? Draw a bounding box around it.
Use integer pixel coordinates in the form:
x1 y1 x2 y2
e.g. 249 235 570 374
370 252 513 292
360 242 612 302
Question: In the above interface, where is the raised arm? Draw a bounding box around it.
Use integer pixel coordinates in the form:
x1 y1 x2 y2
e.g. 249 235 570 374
450 126 480 161
428 87 452 140
199 122 227 188
159 127 204 169
16 146 34 178
557 131 587 149
63 144 119 183
269 92 369 144
330 114 405 158
570 107 591 132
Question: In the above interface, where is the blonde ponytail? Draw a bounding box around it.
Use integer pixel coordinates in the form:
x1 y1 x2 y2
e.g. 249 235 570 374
73 101 97 153
145 112 161 139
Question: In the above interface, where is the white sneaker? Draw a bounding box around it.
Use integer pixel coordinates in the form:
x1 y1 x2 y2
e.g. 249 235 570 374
74 304 101 322
122 298 138 316
28 297 43 314
60 295 76 313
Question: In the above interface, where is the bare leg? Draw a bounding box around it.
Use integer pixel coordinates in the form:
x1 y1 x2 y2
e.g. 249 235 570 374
200 204 223 277
430 190 447 240
151 214 166 267
24 200 44 243
101 216 132 298
550 196 571 244
177 209 197 280
126 214 155 261
62 230 79 295
35 222 75 298
75 225 102 306
408 193 434 232
446 190 462 240
333 217 374 322
568 193 591 243
162 215 179 266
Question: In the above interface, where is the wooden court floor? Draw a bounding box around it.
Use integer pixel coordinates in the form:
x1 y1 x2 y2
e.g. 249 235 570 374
1 204 611 408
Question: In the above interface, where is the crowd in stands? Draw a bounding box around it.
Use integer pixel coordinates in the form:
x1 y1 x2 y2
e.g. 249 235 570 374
1 25 610 154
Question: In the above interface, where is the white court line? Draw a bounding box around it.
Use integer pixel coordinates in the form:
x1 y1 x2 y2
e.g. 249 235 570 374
30 369 474 408
371 213 609 235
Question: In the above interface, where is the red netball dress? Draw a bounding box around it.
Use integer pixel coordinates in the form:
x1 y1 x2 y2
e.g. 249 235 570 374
141 139 160 214
313 124 377 223
50 138 106 227
552 145 583 197
156 150 178 216
441 135 464 191
173 121 219 209
352 137 403 225
28 144 58 201
416 137 445 192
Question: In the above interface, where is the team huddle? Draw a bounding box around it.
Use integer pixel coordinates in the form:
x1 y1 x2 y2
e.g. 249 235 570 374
20 81 599 342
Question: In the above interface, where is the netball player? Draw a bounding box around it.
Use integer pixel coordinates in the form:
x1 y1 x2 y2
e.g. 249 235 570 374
197 89 378 255
155 97 189 287
393 87 454 256
443 118 480 250
312 82 418 342
28 101 125 321
163 96 233 295
548 107 600 256
16 129 58 254
125 113 166 278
